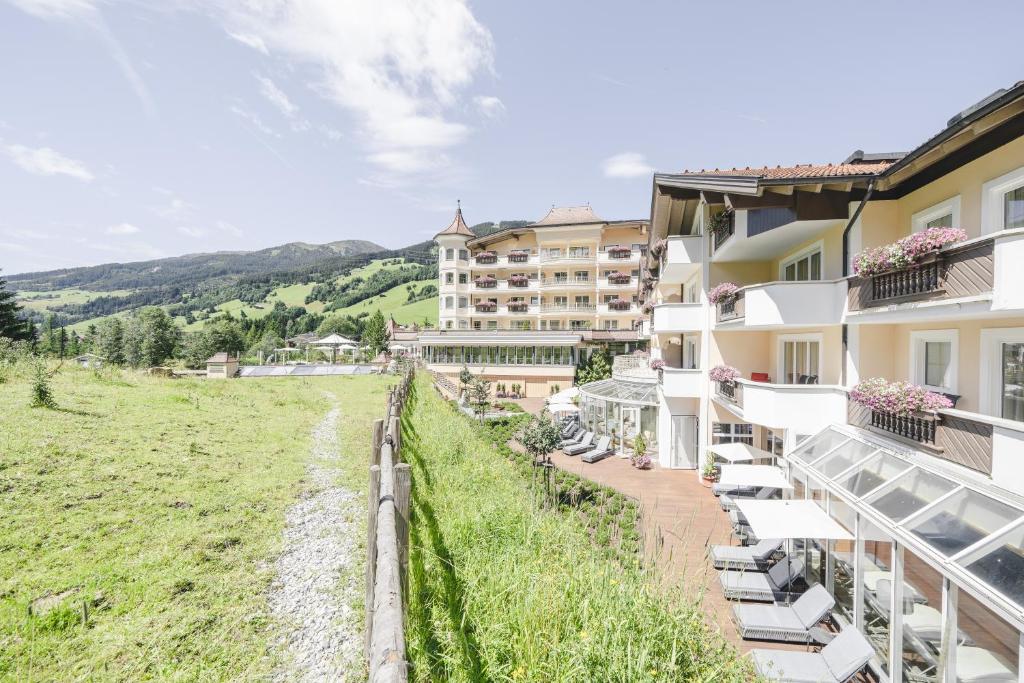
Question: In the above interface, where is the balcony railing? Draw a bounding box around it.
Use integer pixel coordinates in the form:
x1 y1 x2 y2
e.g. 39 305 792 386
541 277 593 288
473 280 497 289
848 237 995 311
540 304 596 313
539 252 593 263
716 291 745 322
474 252 497 264
507 278 531 288
473 303 497 313
712 214 735 251
869 410 938 444
508 251 530 263
507 302 529 313
716 380 740 404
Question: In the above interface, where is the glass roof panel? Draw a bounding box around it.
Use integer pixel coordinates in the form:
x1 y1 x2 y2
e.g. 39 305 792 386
907 488 1020 557
963 523 1024 607
810 439 878 478
792 428 849 463
864 468 958 522
837 451 910 498
579 378 658 406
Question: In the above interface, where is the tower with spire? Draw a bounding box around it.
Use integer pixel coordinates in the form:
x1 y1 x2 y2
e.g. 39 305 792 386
435 201 474 330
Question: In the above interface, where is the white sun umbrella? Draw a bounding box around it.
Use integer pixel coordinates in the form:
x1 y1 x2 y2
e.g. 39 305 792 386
547 402 579 415
706 442 772 463
718 465 794 490
736 499 853 541
546 386 580 404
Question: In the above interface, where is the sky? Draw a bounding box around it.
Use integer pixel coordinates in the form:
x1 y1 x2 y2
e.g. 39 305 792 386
2 0 1023 275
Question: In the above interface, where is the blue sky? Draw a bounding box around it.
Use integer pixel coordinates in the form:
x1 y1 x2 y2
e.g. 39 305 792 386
2 0 1022 274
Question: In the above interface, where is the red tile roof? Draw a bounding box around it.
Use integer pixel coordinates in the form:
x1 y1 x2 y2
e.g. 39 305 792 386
675 161 893 180
434 203 474 238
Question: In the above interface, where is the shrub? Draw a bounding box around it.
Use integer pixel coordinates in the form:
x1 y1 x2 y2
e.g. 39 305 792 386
29 357 56 409
850 377 953 416
518 415 562 461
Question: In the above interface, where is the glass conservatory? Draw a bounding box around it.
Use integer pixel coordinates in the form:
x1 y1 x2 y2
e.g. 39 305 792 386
785 426 1024 682
579 378 658 457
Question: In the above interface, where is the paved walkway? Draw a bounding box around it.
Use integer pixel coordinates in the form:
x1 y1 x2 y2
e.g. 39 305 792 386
547 451 804 656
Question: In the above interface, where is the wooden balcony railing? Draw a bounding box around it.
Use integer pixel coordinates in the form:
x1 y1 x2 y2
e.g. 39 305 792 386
870 410 938 444
848 237 995 311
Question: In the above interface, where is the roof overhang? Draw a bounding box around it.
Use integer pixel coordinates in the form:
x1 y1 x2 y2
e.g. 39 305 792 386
418 332 582 346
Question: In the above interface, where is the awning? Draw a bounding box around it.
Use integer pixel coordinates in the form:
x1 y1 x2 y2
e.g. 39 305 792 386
706 442 773 463
718 465 794 490
548 403 579 414
736 499 854 541
546 386 581 404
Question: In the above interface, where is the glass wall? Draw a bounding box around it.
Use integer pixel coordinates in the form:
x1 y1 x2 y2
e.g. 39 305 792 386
580 383 658 456
861 518 893 677
424 345 575 366
956 588 1019 682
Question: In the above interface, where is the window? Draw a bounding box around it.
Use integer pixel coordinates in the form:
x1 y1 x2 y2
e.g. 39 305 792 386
712 422 753 445
512 320 531 330
982 165 1024 233
778 334 821 384
530 295 540 305
549 320 560 330
444 272 454 284
568 246 590 258
458 249 468 261
445 320 453 329
780 242 823 281
443 296 453 310
570 320 590 330
684 276 700 303
472 320 481 330
981 328 1024 421
574 270 589 281
574 295 590 306
910 330 958 393
458 297 467 309
911 196 961 233
543 247 562 259
554 271 568 283
603 320 619 330
445 248 454 260
458 273 467 284
683 336 698 370
458 320 468 329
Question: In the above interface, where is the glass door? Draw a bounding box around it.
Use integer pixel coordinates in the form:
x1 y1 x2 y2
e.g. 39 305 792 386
622 406 640 456
1002 342 1024 421
782 339 820 384
670 415 698 469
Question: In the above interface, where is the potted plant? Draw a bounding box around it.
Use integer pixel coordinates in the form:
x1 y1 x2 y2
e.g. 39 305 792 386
701 459 718 487
509 249 529 263
649 358 665 379
852 226 968 277
708 282 739 305
608 245 632 258
475 250 497 264
650 238 667 258
708 207 734 239
508 274 530 287
631 433 652 470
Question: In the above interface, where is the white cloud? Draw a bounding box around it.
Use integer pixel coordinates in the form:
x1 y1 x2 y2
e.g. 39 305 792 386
217 0 494 176
256 75 298 117
602 152 654 179
473 95 505 118
230 104 279 137
3 228 52 240
7 0 96 21
4 143 94 181
226 30 268 54
215 220 242 237
152 196 195 221
176 226 206 238
106 222 140 235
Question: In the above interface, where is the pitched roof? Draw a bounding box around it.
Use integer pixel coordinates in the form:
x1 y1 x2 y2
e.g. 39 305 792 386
206 352 235 363
434 203 474 238
531 205 604 226
673 161 894 181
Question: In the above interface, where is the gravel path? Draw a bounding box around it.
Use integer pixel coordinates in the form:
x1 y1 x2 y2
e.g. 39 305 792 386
268 393 364 681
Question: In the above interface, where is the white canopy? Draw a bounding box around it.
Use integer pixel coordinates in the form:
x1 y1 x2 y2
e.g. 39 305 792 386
546 386 580 404
718 465 794 490
390 344 409 351
273 347 304 353
736 499 854 541
706 442 773 463
547 402 579 414
313 333 356 346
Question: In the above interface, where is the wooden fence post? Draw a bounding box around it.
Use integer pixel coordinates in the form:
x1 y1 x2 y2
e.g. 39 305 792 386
371 419 384 467
389 416 401 462
365 464 381 657
394 463 411 592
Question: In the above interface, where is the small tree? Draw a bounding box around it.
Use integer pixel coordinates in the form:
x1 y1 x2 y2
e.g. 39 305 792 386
469 378 491 423
361 309 390 357
518 415 563 464
29 356 56 409
0 270 32 341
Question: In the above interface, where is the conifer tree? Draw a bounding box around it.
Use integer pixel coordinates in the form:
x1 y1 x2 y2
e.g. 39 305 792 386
0 270 30 341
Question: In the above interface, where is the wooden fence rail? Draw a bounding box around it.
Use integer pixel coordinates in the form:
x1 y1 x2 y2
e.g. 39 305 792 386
366 369 414 682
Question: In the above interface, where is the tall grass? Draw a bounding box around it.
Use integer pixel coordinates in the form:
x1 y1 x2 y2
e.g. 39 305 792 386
402 377 750 682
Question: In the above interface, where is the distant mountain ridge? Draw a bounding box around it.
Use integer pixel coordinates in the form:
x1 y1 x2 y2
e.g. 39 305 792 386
9 239 385 291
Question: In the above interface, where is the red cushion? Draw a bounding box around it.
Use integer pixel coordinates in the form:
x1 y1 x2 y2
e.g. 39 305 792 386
750 372 769 382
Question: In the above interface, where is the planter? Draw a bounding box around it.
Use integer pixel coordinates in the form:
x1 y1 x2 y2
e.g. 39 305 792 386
508 251 529 263
868 253 943 302
701 476 716 488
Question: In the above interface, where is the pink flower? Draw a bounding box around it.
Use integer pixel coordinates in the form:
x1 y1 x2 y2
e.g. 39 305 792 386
852 227 967 277
709 282 739 304
851 378 953 416
709 365 740 383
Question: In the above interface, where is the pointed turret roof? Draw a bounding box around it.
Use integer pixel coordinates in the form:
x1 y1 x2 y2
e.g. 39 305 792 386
434 201 474 239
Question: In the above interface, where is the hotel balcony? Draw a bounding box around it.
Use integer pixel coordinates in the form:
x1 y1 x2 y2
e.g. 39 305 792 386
597 275 638 290
611 355 658 382
712 378 848 435
471 304 539 316
471 251 538 267
597 248 643 265
652 302 703 333
540 277 596 289
597 301 636 315
714 280 847 329
657 234 703 284
538 253 597 264
846 229 1024 323
660 366 703 398
473 279 540 292
539 304 596 315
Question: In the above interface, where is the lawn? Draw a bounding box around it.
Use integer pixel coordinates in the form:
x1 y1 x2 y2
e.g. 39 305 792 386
0 365 388 680
401 376 748 682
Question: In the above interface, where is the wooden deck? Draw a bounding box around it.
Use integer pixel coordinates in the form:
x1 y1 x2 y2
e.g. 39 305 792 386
547 451 807 658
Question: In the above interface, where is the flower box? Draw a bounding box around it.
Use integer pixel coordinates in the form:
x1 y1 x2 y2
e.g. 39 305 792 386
708 282 739 305
474 302 497 312
508 275 530 287
853 227 967 277
607 271 631 284
709 364 740 384
508 302 529 312
607 298 632 311
474 276 497 288
508 250 529 263
475 251 497 264
607 245 632 258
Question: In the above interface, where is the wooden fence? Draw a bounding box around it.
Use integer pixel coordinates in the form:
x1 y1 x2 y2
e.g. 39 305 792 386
366 369 414 682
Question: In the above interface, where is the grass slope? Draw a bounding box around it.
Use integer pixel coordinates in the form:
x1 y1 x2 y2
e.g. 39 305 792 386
0 366 387 680
401 377 748 682
330 278 437 326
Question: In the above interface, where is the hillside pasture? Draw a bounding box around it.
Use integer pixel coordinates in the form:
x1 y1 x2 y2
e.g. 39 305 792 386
0 366 387 680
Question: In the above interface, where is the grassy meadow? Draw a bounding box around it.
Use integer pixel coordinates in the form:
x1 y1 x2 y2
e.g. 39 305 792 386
401 377 749 682
0 365 388 680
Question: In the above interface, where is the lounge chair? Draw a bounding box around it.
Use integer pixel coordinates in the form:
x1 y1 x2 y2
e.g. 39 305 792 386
580 436 613 464
720 486 779 511
750 625 875 682
712 482 756 497
710 539 783 571
720 557 804 602
563 432 594 455
559 427 584 447
733 584 834 643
